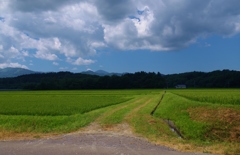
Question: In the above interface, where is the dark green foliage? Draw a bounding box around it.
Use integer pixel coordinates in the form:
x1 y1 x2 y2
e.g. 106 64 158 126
1 69 240 90
0 71 165 90
165 69 240 88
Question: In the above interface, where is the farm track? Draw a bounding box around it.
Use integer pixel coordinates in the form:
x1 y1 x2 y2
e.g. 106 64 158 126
0 95 213 155
82 96 149 133
97 98 144 123
127 98 152 116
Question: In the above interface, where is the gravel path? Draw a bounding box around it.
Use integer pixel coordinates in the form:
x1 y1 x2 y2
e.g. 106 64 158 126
0 132 214 155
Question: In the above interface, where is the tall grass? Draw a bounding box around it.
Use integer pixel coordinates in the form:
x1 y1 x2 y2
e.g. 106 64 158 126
154 90 240 141
154 93 209 141
0 108 106 133
153 90 240 154
170 89 240 105
0 91 131 116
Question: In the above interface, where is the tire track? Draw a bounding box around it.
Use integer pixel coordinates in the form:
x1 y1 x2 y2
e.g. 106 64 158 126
98 98 144 123
125 98 152 119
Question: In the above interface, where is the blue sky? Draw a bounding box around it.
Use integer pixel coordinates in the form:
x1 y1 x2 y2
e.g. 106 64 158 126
0 0 239 74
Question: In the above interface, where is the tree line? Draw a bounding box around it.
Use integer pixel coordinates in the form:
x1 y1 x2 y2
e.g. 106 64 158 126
0 70 239 90
0 71 165 90
165 70 240 88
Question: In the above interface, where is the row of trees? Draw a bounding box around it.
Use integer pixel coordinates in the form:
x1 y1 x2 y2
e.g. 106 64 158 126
0 70 239 90
0 71 165 90
165 70 240 88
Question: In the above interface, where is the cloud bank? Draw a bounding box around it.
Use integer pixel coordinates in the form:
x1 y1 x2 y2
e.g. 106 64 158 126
0 0 240 69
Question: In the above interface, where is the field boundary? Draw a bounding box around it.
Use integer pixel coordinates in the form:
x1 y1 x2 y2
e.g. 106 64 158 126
150 91 165 115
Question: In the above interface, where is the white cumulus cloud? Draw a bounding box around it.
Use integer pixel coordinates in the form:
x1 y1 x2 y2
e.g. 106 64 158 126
70 57 95 66
34 51 59 61
0 0 240 69
0 63 28 69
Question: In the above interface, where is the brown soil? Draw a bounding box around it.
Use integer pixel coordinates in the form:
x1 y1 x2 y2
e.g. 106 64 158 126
187 107 240 142
0 130 60 141
80 122 134 136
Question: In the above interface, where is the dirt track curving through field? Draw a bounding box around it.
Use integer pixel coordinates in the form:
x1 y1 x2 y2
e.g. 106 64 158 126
0 96 216 155
0 131 214 155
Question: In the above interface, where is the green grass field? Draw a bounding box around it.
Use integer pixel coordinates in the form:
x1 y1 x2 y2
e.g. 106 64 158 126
0 89 239 155
154 89 240 154
0 90 160 132
0 91 131 116
170 89 240 105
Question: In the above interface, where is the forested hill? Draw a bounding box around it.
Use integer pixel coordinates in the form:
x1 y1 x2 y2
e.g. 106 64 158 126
165 70 240 88
0 70 239 90
0 67 36 78
0 71 165 90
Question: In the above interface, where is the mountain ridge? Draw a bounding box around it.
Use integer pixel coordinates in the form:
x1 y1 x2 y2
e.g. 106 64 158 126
81 70 123 76
0 67 37 78
0 68 122 78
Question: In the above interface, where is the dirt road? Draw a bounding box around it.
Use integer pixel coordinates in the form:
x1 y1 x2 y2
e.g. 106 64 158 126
0 132 214 155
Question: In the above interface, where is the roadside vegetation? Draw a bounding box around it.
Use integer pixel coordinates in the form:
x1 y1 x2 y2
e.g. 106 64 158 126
0 89 239 155
154 89 240 155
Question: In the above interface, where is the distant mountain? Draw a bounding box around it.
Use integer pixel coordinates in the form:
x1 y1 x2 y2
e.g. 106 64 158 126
0 68 122 78
80 70 96 76
0 67 37 78
95 70 110 76
81 70 123 76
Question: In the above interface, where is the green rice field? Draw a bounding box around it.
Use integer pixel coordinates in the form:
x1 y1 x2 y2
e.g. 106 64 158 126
0 91 131 116
170 89 240 105
0 89 239 154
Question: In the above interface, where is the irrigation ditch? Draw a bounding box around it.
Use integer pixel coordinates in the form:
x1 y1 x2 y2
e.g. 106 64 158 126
150 91 184 139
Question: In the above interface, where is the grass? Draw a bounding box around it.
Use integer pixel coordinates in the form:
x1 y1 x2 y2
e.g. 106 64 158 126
154 92 209 140
0 107 105 133
0 90 160 133
170 89 240 105
153 90 240 155
100 97 149 125
0 89 239 155
0 91 131 116
125 93 177 141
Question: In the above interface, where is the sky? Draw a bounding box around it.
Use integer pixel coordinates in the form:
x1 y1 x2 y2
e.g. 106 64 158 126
0 0 240 74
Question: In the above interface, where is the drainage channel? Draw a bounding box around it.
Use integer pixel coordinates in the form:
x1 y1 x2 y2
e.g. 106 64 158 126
150 91 184 139
163 119 184 139
150 91 166 116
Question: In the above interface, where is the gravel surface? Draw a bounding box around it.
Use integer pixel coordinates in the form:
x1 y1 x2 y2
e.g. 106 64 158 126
0 132 214 155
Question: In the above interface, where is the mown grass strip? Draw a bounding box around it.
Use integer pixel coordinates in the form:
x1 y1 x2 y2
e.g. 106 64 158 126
100 97 148 125
125 93 176 142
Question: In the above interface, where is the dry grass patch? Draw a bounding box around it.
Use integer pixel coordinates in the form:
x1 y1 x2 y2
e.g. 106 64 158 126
188 107 240 142
0 130 59 141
